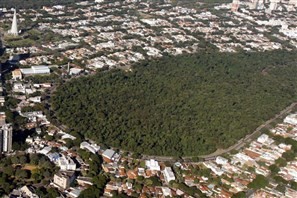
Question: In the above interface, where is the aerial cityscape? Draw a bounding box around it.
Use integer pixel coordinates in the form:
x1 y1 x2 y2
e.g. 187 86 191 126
0 0 297 197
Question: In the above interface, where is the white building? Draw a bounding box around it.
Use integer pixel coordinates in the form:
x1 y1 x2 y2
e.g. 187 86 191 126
28 96 41 103
102 149 120 163
38 146 52 155
69 68 83 75
163 167 176 183
20 66 50 75
162 187 172 197
216 156 228 165
145 159 161 171
80 141 100 154
57 155 76 171
1 124 13 153
0 96 5 106
13 83 26 93
284 114 297 125
203 162 224 176
53 171 75 190
257 134 269 144
20 186 39 198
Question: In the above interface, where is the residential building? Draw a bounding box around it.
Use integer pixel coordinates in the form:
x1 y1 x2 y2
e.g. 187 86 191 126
57 155 76 171
12 69 22 80
80 141 100 154
163 167 176 183
284 114 297 125
145 159 160 171
102 149 116 163
53 171 75 190
20 185 39 198
0 96 4 106
0 124 13 153
231 0 240 12
216 156 228 165
0 112 5 126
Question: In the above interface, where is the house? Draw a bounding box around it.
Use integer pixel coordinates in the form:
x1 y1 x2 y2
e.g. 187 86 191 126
80 141 100 154
36 127 42 135
12 69 22 80
102 149 120 163
67 187 82 198
20 185 39 198
257 134 269 144
216 156 228 165
53 171 76 190
69 68 83 75
13 83 26 93
28 96 41 103
46 152 60 162
38 146 52 155
76 177 93 186
145 159 161 171
25 136 34 144
127 170 138 179
284 114 297 125
162 187 172 197
163 167 176 183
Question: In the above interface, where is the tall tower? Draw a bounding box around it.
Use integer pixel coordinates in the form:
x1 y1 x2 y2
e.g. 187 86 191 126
10 9 18 36
2 124 12 152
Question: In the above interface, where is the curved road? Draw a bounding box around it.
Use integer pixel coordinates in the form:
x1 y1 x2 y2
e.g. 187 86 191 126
142 102 297 162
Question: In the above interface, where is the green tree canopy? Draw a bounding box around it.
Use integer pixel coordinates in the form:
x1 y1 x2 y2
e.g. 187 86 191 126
52 50 297 156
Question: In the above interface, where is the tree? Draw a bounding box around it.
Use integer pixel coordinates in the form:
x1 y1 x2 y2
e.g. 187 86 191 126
47 188 60 198
290 181 297 190
2 166 14 176
93 174 109 190
275 158 287 167
15 169 29 179
19 155 29 164
282 151 295 161
136 176 144 182
51 51 297 156
11 156 20 164
248 175 269 189
79 186 102 198
45 134 54 141
29 154 40 165
269 164 280 175
232 191 245 198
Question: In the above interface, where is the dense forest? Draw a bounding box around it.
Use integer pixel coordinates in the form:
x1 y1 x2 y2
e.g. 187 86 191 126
0 0 85 9
52 50 297 156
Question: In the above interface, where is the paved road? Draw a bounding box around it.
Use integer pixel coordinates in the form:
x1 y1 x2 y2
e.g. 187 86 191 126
142 102 297 162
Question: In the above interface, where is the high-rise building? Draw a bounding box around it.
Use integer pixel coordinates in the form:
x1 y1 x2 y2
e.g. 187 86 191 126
231 0 240 12
9 9 18 36
1 124 12 153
